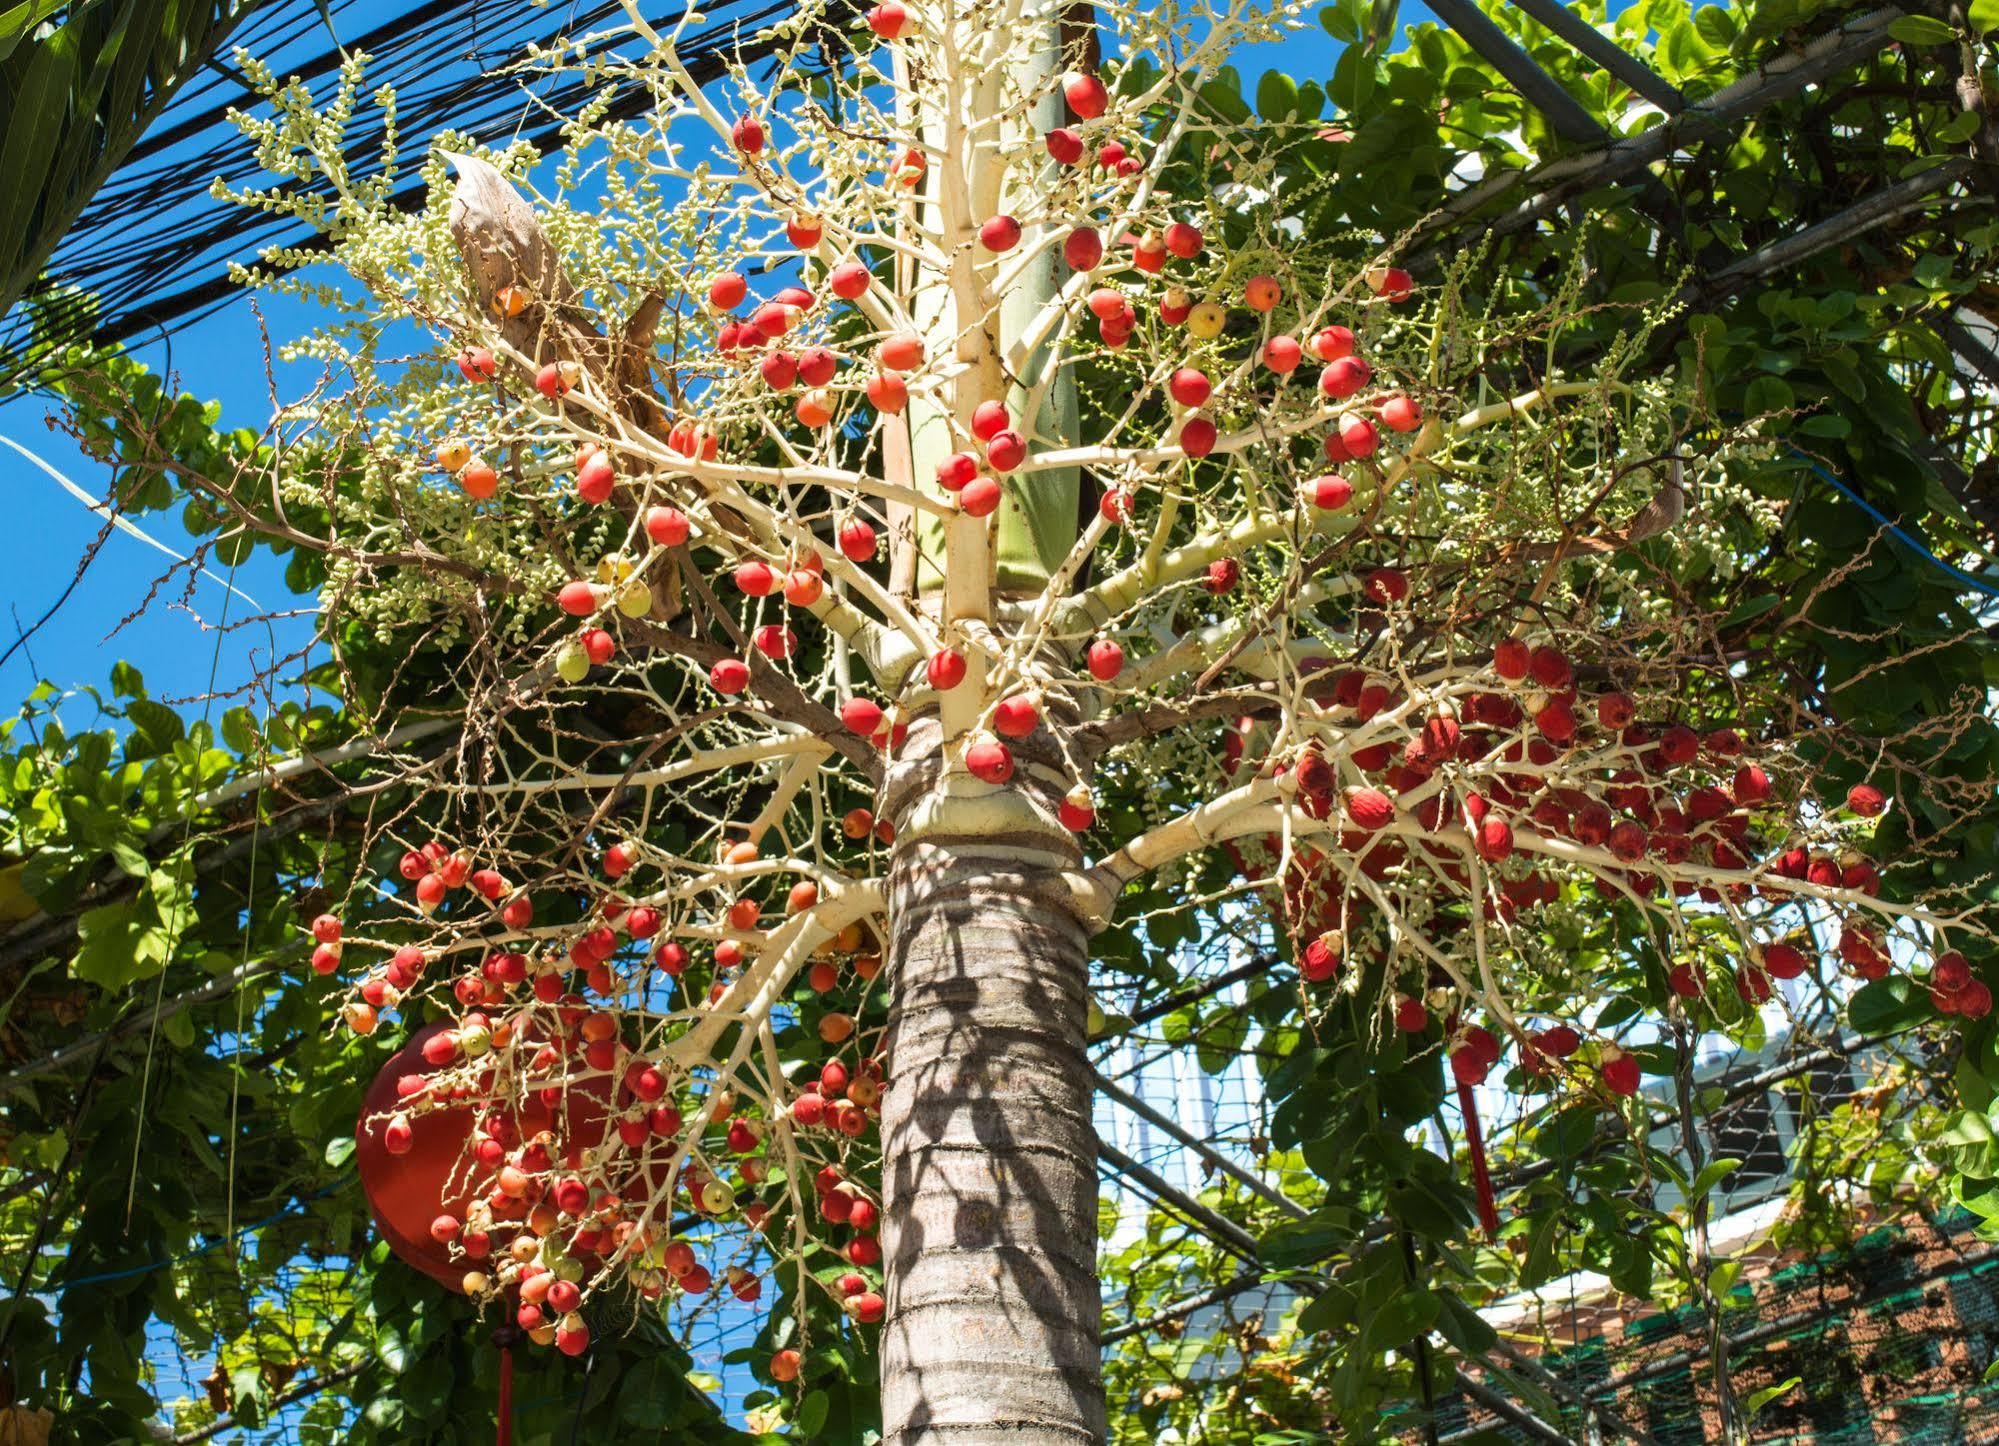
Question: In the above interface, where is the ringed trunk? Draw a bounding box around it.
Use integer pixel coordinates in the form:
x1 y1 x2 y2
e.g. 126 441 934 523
877 722 1106 1445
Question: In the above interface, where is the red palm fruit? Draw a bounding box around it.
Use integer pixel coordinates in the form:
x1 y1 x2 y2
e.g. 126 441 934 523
1262 335 1302 374
708 272 747 309
959 475 1002 518
1493 638 1530 680
1380 395 1422 432
928 648 967 690
786 212 824 248
1163 221 1202 258
783 569 823 606
731 115 765 153
1058 789 1095 832
1474 817 1514 862
1180 416 1218 458
645 506 690 547
935 451 979 491
1206 558 1240 594
838 516 878 562
1607 819 1648 861
1761 943 1808 980
1527 646 1571 689
866 0 907 37
1045 127 1085 164
876 332 922 371
972 400 1010 440
1847 782 1886 817
1244 276 1281 311
710 658 750 694
734 560 776 596
1338 413 1378 458
864 370 909 414
1733 764 1773 805
1536 1025 1582 1058
840 698 884 736
993 695 1040 738
1344 787 1394 830
1087 288 1127 321
1311 325 1355 361
1062 70 1108 118
457 346 497 381
1935 951 1972 993
1320 355 1371 399
1168 368 1211 407
985 429 1027 471
793 346 836 387
1655 725 1700 768
1601 1049 1641 1096
1086 638 1125 680
1596 692 1636 729
829 259 871 299
1062 226 1103 271
1295 940 1343 984
1394 995 1428 1032
1099 487 1134 524
979 214 1022 252
1307 475 1353 510
1364 567 1408 604
965 738 1014 784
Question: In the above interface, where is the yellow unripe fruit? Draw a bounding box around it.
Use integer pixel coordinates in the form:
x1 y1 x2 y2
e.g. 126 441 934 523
700 1179 735 1214
617 579 653 618
555 642 590 683
1187 302 1227 340
436 439 471 472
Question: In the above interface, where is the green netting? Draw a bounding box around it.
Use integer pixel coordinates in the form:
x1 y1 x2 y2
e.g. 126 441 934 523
1432 1212 1999 1444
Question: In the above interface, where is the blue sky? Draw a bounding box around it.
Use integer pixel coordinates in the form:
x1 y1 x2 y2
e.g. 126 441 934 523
0 3 1456 716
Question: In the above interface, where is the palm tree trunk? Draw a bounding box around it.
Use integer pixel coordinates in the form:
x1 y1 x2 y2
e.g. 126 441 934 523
877 724 1105 1445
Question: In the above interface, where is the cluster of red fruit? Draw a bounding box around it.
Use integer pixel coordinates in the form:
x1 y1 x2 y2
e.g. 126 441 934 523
1032 69 1421 467
328 821 899 1360
1222 633 1980 1102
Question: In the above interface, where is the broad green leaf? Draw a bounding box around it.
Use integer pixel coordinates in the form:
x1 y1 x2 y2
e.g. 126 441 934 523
1745 1377 1802 1414
1256 70 1298 123
797 1388 831 1436
1690 1156 1742 1200
1886 14 1958 45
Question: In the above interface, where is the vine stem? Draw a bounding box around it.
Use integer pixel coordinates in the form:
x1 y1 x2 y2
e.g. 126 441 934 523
1672 1010 1744 1444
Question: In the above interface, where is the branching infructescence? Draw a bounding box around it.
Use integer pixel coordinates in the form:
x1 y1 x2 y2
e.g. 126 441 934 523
152 0 1995 1423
